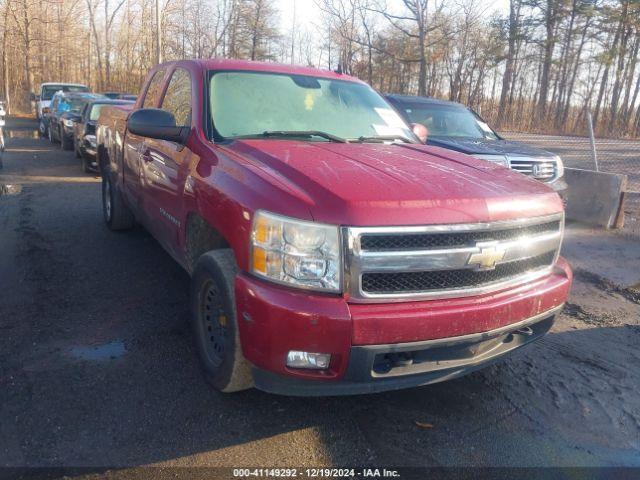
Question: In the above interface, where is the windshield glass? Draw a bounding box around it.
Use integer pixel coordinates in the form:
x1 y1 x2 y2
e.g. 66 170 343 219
209 71 413 141
42 85 89 101
398 103 498 140
89 104 107 121
59 98 87 114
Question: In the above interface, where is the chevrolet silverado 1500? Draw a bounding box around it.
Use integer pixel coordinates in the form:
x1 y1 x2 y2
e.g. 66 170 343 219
96 59 572 396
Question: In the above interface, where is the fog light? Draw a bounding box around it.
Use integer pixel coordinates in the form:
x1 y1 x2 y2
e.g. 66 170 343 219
286 351 331 369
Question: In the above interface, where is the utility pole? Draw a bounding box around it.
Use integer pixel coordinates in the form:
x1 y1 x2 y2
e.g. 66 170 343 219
155 0 162 64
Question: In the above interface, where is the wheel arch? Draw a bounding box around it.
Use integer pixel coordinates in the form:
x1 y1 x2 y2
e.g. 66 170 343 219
184 213 232 275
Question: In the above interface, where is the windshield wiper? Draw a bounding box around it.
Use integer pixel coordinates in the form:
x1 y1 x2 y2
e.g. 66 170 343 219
237 130 346 143
351 135 415 144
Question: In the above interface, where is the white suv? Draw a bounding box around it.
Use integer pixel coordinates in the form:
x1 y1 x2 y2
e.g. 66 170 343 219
34 83 89 134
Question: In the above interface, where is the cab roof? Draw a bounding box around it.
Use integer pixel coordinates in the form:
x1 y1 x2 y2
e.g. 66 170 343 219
159 58 365 84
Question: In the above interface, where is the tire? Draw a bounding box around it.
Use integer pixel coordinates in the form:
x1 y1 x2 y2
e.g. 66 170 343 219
102 173 134 230
74 136 81 159
39 119 47 137
61 128 73 150
82 154 92 174
48 123 56 143
190 250 253 393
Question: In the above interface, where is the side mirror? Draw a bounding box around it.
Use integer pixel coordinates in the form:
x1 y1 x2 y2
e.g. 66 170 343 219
411 123 428 144
127 108 189 144
30 93 38 101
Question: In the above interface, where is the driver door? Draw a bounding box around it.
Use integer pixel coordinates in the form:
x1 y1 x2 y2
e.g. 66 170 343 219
123 69 166 217
141 67 194 258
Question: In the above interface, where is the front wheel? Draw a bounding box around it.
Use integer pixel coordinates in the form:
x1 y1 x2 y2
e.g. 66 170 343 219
61 128 73 150
39 119 47 137
47 123 56 143
102 174 134 230
190 250 253 393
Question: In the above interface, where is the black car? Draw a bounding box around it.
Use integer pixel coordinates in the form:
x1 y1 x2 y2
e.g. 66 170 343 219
48 92 105 150
74 99 133 172
385 94 566 193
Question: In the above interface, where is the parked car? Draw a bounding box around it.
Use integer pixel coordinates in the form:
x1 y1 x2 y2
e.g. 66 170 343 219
48 92 104 150
97 59 571 396
385 95 567 193
99 92 122 99
74 99 134 172
100 92 137 101
33 83 89 135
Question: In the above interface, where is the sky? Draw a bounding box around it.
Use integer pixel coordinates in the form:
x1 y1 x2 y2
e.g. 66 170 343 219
276 0 512 33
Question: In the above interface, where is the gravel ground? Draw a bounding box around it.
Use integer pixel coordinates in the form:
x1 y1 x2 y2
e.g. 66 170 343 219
1 118 639 475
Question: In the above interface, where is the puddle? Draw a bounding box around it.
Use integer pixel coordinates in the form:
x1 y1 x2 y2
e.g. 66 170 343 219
0 184 22 196
69 341 126 361
6 130 39 139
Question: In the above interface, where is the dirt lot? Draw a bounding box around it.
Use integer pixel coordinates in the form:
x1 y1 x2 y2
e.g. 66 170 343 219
1 118 639 474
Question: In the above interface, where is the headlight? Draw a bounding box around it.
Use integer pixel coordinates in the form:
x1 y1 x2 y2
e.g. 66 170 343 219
84 134 97 148
473 154 510 168
553 155 564 178
64 119 75 127
250 211 341 292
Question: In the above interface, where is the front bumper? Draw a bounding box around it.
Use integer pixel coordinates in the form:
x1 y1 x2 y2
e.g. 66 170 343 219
548 177 567 196
81 144 97 159
235 258 572 396
253 306 559 396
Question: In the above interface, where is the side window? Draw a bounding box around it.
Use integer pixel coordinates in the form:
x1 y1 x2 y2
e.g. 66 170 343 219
160 68 192 127
142 70 166 108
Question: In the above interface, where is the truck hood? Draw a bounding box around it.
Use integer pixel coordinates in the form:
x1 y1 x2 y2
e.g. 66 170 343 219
427 137 555 158
221 140 562 226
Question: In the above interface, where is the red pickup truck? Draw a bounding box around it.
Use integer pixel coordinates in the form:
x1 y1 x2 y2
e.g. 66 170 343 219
96 59 572 396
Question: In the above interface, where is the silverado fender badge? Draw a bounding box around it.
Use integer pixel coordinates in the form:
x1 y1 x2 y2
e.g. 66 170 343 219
467 242 507 271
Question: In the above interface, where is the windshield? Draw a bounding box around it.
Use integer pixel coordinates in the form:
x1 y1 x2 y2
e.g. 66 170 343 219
89 102 129 121
398 103 498 140
41 85 88 101
209 71 413 141
58 98 87 114
89 104 106 121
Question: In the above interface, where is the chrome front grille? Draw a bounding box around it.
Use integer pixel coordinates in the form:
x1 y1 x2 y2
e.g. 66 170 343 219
344 213 564 302
360 220 560 251
508 156 557 181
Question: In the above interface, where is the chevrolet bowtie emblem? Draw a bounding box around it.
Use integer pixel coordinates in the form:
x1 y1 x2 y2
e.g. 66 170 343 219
467 243 506 270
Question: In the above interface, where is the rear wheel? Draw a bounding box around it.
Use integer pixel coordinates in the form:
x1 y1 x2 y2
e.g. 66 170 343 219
102 174 134 230
190 250 253 393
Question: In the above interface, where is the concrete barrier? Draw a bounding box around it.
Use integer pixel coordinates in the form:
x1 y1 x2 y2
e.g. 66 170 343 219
564 167 627 229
